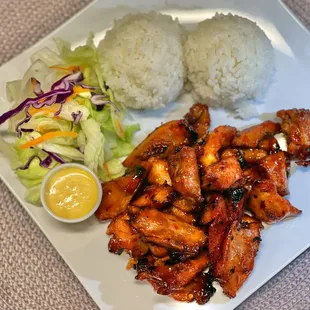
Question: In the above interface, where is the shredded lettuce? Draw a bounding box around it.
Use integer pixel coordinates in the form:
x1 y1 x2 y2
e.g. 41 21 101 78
15 156 57 206
14 136 40 164
81 118 104 174
40 143 84 161
124 124 140 143
21 59 57 96
93 106 113 131
112 140 135 158
21 117 72 133
25 184 42 206
15 157 54 179
30 47 62 67
0 33 141 206
19 177 44 188
77 131 86 153
0 136 20 169
6 80 22 103
98 158 126 182
58 101 90 122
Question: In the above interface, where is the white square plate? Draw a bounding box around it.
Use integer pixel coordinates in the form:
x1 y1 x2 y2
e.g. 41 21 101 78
0 1 309 309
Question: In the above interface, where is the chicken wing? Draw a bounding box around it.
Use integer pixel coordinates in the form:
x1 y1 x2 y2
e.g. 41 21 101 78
169 146 202 200
277 109 310 163
248 181 301 224
214 216 263 298
132 209 207 254
202 156 242 191
184 103 211 138
170 273 216 305
107 213 149 258
146 157 172 185
197 125 237 167
232 121 281 148
131 184 175 209
95 166 148 221
136 252 209 293
258 151 289 196
123 120 196 167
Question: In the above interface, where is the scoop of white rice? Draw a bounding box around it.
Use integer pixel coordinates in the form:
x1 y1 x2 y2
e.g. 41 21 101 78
184 13 274 118
98 12 185 109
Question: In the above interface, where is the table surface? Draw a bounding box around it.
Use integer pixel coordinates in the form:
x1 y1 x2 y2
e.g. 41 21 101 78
0 1 309 309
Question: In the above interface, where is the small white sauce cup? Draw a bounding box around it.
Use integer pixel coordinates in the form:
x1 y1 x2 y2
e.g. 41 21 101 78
40 163 103 223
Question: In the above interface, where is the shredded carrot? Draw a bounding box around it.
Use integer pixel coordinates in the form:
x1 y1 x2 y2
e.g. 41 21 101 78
30 78 37 90
49 65 80 72
103 162 111 178
115 117 125 140
28 106 59 116
19 131 78 149
65 85 90 103
73 85 89 93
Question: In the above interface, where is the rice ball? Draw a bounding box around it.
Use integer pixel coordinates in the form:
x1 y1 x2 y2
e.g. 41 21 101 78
184 13 275 117
98 12 185 109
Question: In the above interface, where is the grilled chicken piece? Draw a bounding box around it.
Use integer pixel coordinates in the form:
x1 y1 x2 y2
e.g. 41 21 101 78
221 148 267 165
173 197 200 213
208 222 228 269
136 252 209 293
214 215 263 298
168 146 201 201
277 109 310 163
296 160 310 167
170 272 216 305
258 151 289 196
148 244 169 258
107 213 149 258
241 149 267 163
123 120 196 167
202 156 242 191
184 103 211 138
131 184 175 209
167 206 196 225
197 125 237 167
147 157 172 185
132 209 207 254
226 188 248 223
232 121 281 148
240 167 263 191
248 181 301 224
220 148 240 159
258 136 280 153
200 193 227 226
201 194 229 266
95 166 148 221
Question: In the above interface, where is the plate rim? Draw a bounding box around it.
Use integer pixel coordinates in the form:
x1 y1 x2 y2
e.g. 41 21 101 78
0 1 310 309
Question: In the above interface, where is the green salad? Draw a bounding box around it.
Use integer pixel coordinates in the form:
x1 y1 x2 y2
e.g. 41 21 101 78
0 34 139 205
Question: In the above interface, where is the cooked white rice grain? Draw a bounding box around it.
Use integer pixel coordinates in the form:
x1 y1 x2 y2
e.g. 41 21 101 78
184 13 275 118
98 12 185 109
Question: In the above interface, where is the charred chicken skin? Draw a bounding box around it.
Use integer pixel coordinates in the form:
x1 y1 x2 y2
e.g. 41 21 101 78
96 105 307 305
